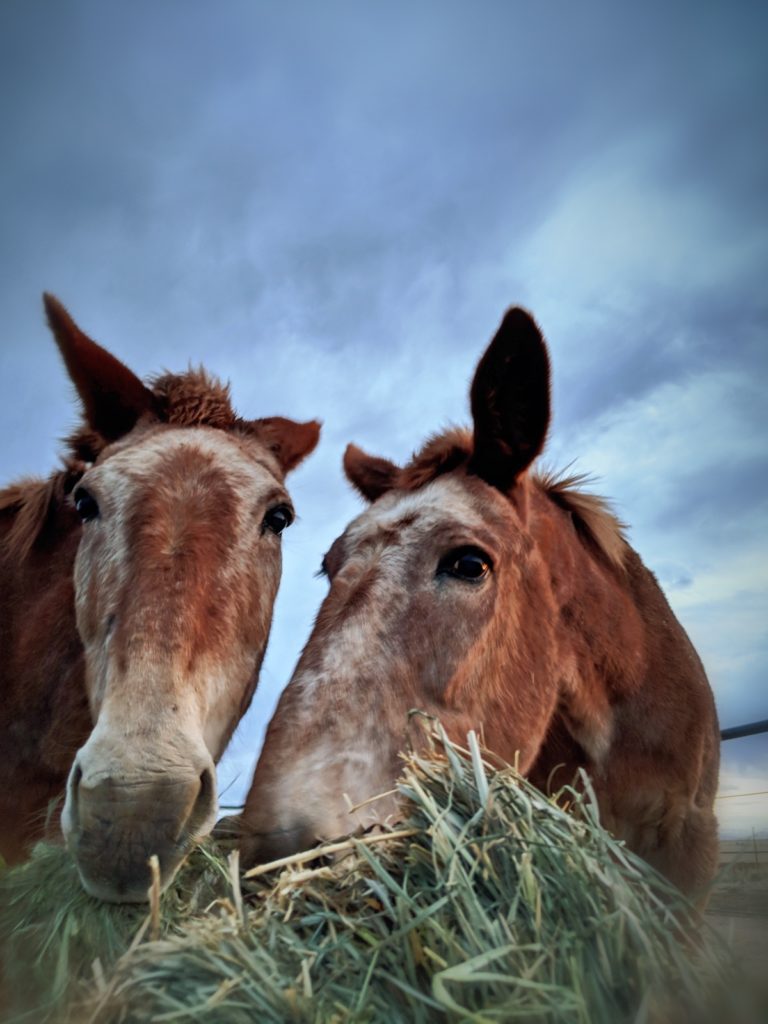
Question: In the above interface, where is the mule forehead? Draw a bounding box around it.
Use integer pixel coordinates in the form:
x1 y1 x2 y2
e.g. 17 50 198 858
341 474 511 556
72 423 287 664
90 425 287 502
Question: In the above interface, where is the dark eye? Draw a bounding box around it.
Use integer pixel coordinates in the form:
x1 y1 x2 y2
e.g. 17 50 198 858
263 504 293 536
74 487 99 523
438 547 492 582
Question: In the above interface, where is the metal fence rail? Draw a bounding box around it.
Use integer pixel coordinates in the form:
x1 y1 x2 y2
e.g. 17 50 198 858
720 719 768 742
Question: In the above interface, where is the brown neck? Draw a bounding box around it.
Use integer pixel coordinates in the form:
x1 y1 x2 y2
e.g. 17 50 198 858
0 493 90 859
494 483 643 784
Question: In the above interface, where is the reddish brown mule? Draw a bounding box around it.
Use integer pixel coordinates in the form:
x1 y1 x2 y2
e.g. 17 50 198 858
0 295 319 901
239 307 720 898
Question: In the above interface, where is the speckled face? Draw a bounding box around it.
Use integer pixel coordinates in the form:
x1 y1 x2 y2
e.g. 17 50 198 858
238 470 562 864
62 424 294 901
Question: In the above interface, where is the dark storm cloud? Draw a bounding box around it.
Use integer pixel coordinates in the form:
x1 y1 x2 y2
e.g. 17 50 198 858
1 0 766 818
654 455 768 535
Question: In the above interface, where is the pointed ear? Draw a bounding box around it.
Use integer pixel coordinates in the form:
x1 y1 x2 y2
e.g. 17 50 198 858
468 307 551 491
256 416 321 474
343 443 400 501
44 293 158 442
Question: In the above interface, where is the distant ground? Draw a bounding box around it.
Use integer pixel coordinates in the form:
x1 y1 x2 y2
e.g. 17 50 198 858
706 863 768 1012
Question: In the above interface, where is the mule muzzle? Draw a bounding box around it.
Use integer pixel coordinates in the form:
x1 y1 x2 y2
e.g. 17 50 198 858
217 815 320 868
63 761 217 903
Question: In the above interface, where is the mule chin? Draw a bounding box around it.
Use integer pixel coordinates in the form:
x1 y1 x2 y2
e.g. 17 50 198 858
65 812 214 903
74 845 190 904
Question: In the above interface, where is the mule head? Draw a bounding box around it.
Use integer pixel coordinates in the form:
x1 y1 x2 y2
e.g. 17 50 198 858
238 308 574 864
45 295 320 901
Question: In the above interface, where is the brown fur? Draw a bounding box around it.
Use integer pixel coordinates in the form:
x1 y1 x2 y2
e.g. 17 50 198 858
536 468 627 569
0 296 320 900
0 466 82 562
240 307 719 899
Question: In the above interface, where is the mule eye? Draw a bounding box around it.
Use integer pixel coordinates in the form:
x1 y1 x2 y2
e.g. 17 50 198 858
438 547 492 582
74 488 99 523
263 504 293 536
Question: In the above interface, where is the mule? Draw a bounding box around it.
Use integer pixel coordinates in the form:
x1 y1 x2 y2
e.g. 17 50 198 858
0 295 319 901
238 307 720 898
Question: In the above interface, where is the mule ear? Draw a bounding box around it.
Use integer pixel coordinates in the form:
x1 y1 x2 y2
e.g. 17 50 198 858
343 443 400 501
44 293 158 443
256 416 321 474
468 307 551 491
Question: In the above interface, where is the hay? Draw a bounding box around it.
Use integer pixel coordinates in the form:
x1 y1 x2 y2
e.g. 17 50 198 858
0 731 746 1023
0 842 228 1021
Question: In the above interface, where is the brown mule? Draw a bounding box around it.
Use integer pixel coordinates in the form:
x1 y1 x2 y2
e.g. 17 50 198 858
239 307 719 899
0 295 319 901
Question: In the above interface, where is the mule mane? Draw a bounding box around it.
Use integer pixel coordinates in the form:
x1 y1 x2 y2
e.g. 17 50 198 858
2 367 257 563
399 427 475 490
534 467 627 568
0 464 83 562
399 428 627 568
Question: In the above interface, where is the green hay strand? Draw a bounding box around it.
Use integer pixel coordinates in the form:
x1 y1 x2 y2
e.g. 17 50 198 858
0 736 751 1023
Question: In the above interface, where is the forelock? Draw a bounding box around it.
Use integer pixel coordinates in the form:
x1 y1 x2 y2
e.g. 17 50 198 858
150 368 236 430
63 368 241 462
398 427 473 491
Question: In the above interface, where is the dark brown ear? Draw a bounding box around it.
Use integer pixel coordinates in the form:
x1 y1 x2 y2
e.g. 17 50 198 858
44 293 158 442
343 443 400 501
468 307 551 492
255 416 321 474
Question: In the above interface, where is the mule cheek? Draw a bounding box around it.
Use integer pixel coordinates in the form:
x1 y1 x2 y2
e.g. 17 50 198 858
398 579 498 705
199 651 262 762
177 540 279 763
73 531 121 717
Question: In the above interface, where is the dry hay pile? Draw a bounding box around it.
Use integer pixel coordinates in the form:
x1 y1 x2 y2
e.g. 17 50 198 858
0 733 748 1023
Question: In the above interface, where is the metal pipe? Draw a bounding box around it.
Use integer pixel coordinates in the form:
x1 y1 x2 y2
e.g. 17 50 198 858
720 719 768 742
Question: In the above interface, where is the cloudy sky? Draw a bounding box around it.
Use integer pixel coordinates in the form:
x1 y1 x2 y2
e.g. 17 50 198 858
1 1 765 837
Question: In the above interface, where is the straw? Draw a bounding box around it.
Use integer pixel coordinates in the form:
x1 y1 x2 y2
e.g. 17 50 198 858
0 728 747 1023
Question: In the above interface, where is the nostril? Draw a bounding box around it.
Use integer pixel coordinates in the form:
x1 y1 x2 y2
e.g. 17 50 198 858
199 767 213 802
184 766 216 839
64 762 83 834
